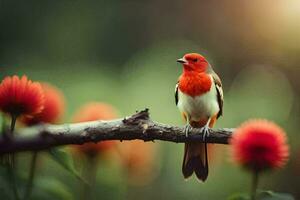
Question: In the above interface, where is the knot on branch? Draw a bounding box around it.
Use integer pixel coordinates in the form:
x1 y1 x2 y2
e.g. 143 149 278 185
122 108 150 125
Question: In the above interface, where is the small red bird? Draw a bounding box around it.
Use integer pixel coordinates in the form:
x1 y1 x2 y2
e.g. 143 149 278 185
175 53 223 181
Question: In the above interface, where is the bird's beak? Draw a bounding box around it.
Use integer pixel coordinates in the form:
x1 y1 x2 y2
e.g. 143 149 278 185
177 58 187 64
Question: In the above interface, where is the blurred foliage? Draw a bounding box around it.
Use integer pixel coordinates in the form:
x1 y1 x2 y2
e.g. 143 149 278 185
1 0 300 199
228 191 295 200
48 148 84 182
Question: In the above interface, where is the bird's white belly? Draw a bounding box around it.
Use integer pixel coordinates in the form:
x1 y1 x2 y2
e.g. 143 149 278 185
177 84 219 121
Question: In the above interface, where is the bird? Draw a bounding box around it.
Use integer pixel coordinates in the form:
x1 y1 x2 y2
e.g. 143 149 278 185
175 53 223 181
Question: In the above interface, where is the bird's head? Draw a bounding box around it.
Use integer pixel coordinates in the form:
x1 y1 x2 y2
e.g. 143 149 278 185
177 53 209 72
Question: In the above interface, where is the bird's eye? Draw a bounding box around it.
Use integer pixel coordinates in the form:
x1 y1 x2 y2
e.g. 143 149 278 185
192 58 198 62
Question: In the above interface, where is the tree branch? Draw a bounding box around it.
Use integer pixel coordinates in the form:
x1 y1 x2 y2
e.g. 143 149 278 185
0 109 234 154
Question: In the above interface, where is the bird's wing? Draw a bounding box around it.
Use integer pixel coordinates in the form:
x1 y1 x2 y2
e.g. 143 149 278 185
211 72 223 118
175 82 179 106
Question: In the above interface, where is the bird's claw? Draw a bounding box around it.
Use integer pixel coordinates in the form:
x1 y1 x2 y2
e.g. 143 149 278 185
184 124 193 137
200 125 210 142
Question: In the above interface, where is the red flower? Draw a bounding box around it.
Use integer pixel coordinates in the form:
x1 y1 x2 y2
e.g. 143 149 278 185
72 102 118 156
0 75 44 117
230 119 289 171
22 83 65 125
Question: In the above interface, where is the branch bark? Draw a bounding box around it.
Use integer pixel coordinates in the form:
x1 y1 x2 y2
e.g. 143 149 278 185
0 109 234 154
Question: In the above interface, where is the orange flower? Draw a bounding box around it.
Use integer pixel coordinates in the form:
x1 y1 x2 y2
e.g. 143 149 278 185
0 75 44 117
21 83 65 125
73 102 117 122
230 119 289 171
118 140 157 185
72 102 118 156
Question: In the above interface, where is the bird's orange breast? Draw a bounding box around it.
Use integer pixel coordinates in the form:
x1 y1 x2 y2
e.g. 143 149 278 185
178 72 212 97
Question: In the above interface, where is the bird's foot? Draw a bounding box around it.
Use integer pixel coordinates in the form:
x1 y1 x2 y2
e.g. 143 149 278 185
200 125 210 142
184 124 193 137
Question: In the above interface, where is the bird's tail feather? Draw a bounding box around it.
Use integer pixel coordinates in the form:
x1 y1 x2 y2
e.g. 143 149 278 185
182 116 217 182
182 142 208 181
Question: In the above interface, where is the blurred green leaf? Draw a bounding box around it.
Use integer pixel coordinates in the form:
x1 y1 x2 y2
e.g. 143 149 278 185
227 193 250 200
48 148 84 182
32 178 73 200
0 113 5 134
0 187 11 200
0 114 3 132
227 191 294 200
257 191 295 200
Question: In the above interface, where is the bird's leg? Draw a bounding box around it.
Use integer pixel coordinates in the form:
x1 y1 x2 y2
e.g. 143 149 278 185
200 118 211 142
184 116 192 137
184 124 193 137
